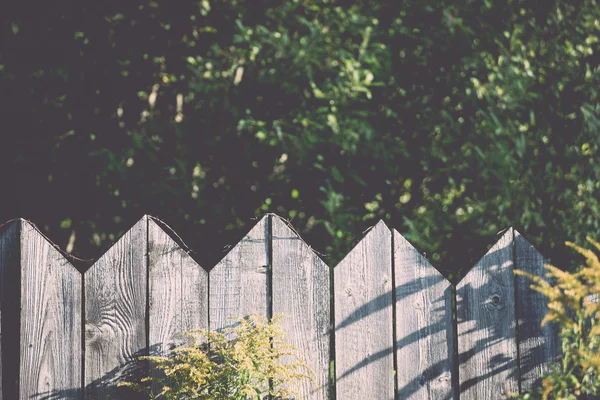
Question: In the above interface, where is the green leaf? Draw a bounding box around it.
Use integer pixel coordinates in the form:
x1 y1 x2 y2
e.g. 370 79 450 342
331 166 344 183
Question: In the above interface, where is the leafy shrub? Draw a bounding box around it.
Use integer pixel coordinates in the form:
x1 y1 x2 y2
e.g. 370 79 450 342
514 237 600 399
121 314 315 399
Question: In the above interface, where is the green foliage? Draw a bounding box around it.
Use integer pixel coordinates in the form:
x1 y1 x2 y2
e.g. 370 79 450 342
514 238 600 399
120 315 315 399
2 0 600 275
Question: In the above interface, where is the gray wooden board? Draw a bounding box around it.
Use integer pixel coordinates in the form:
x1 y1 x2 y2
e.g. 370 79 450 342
84 217 148 399
209 216 269 336
148 219 208 391
19 222 82 399
334 221 394 400
457 229 519 399
394 230 454 399
0 221 21 399
271 216 330 400
514 231 560 393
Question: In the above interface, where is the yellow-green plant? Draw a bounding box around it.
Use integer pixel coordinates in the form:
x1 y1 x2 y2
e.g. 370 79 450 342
120 314 315 399
514 237 600 400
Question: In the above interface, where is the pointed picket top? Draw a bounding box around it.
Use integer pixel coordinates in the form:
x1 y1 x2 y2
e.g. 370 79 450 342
393 229 455 399
513 230 559 392
457 227 519 399
209 215 270 334
334 219 391 330
333 219 390 275
457 228 515 287
0 219 82 399
271 215 330 400
334 219 395 400
84 216 148 399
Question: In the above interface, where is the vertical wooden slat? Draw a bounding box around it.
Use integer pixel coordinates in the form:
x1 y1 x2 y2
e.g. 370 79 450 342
19 222 82 399
84 217 148 399
148 219 208 388
457 229 518 399
334 221 394 400
514 231 559 393
209 216 269 334
0 221 21 400
271 216 330 400
394 230 455 399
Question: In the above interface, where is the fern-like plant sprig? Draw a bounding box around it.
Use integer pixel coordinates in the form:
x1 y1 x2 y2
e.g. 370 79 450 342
514 237 600 399
120 314 316 399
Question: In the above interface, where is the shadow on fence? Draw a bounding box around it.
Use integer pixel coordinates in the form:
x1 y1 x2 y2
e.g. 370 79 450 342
33 346 153 400
0 216 560 399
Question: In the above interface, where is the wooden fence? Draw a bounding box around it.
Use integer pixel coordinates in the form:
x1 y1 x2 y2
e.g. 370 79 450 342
0 214 560 399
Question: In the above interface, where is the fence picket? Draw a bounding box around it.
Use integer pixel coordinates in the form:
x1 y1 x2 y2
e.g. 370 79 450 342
0 220 83 399
394 230 455 399
272 216 330 400
334 221 394 400
0 221 20 399
20 222 82 399
148 218 208 391
514 231 560 392
457 229 519 399
84 216 148 399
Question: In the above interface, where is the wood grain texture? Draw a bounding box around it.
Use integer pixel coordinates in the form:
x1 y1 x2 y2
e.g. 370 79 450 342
148 219 208 388
514 231 559 393
457 229 518 399
19 222 82 399
334 221 394 400
271 216 330 400
0 221 21 400
84 217 148 399
209 216 269 335
394 230 455 400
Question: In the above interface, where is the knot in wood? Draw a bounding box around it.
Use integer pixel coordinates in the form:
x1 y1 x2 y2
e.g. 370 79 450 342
85 323 103 343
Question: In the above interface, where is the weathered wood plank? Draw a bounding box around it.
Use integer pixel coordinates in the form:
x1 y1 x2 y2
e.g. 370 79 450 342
148 218 208 390
334 221 394 400
209 216 269 335
0 221 21 400
271 216 330 400
19 222 82 399
514 231 559 393
457 229 519 399
394 230 455 399
84 217 148 399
